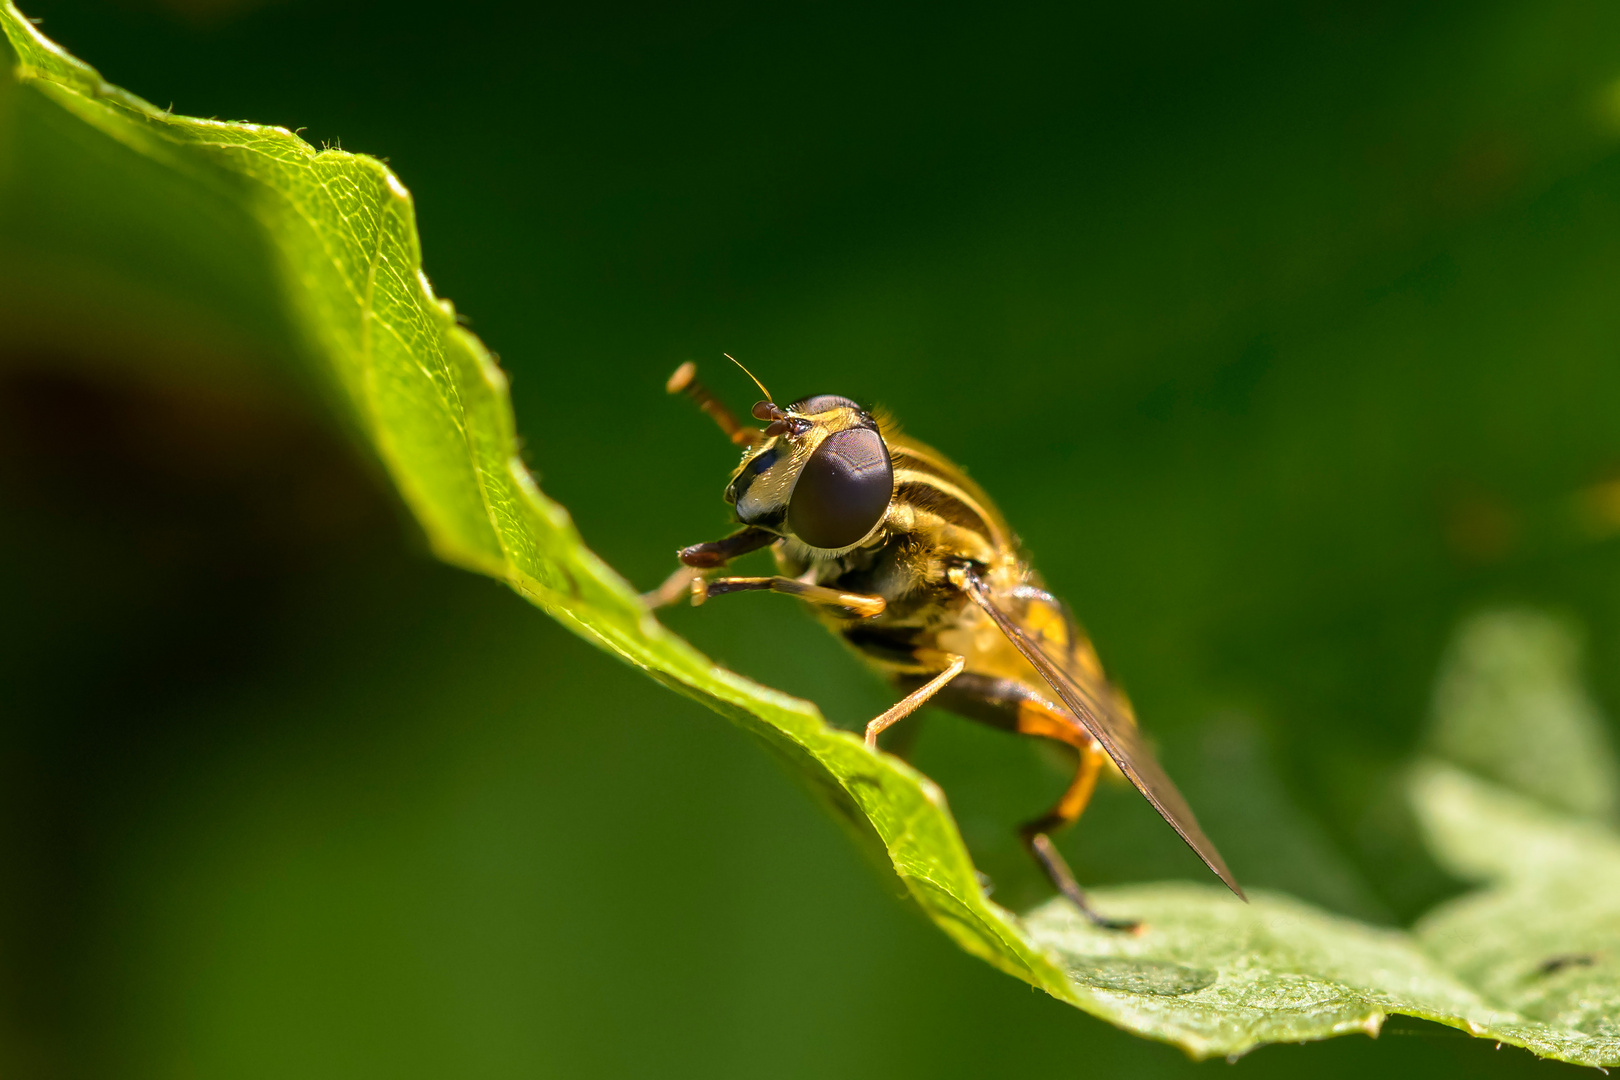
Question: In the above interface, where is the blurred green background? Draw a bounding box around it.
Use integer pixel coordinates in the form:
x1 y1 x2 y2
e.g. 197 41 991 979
5 0 1620 1075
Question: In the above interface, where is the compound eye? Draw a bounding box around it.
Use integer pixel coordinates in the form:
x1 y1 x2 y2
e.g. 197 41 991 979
788 394 862 415
787 427 893 549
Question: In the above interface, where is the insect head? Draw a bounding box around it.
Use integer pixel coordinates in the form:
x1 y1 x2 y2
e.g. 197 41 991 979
726 394 894 551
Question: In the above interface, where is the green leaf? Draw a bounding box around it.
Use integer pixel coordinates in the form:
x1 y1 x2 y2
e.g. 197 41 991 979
1428 610 1619 822
1411 612 1620 1058
1412 762 1620 1054
5 6 1618 1065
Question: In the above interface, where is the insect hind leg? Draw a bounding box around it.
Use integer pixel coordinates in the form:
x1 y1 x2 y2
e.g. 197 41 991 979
1017 740 1140 933
931 673 1139 932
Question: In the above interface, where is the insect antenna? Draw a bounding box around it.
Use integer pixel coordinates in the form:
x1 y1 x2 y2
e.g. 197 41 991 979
724 353 794 428
724 353 775 406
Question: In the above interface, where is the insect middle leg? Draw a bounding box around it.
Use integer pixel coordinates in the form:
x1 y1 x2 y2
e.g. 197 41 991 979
696 575 887 618
645 568 888 618
864 651 966 748
933 673 1140 932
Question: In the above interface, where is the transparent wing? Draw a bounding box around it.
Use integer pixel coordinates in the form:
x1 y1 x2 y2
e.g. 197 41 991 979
961 569 1245 900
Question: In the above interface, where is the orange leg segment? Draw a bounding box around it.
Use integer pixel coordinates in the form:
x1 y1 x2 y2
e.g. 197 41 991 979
1015 699 1141 933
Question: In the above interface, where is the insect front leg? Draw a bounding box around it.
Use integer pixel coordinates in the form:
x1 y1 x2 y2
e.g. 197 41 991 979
644 526 777 611
665 362 761 447
641 565 707 610
677 526 777 568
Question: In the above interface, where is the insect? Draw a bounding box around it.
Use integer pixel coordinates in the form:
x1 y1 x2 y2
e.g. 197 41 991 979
647 358 1243 928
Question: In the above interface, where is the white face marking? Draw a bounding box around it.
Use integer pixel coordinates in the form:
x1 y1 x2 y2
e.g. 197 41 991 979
730 425 831 526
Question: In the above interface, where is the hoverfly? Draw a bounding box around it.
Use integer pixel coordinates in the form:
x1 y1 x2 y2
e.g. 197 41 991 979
646 359 1243 928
